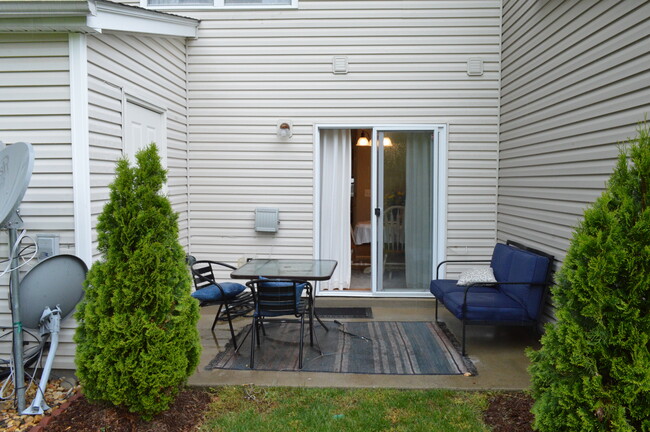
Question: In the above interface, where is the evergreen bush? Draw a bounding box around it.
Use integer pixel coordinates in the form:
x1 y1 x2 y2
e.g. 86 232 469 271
528 121 650 431
74 144 201 419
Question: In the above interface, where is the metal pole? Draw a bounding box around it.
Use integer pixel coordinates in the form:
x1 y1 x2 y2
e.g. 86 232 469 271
23 307 60 415
8 224 26 412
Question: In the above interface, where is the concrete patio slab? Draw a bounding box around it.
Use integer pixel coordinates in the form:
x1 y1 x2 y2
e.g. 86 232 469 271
189 297 539 391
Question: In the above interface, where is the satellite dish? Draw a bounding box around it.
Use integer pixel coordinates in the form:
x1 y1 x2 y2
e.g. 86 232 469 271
0 142 34 228
18 254 88 329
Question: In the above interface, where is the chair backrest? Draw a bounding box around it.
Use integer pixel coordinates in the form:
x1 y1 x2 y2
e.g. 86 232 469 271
191 261 216 290
246 279 307 317
384 205 405 252
490 242 554 320
190 259 238 291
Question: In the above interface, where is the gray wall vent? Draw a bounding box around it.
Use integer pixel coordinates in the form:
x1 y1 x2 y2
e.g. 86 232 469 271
467 58 484 76
255 207 279 232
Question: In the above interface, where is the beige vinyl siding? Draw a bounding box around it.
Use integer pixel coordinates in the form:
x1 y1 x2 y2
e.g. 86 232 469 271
178 0 502 274
499 0 650 261
87 33 191 259
0 33 76 366
499 1 650 323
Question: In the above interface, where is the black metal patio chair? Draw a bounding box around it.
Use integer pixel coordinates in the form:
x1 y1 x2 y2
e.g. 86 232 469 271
246 278 314 369
188 257 254 350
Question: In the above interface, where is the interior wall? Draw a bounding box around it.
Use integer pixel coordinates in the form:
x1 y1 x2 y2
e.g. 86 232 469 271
352 130 372 227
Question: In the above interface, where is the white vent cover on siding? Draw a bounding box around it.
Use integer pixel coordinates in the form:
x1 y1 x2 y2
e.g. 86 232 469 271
255 207 279 232
467 58 484 76
332 56 349 74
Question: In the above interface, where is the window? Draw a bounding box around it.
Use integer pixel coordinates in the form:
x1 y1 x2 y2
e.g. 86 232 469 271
149 0 212 5
147 0 296 7
225 0 292 4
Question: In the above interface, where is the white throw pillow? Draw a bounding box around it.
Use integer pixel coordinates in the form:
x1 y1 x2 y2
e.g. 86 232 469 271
457 266 497 286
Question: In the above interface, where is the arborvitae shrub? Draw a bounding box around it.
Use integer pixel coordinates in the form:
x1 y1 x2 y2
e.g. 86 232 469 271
528 122 650 431
74 144 201 419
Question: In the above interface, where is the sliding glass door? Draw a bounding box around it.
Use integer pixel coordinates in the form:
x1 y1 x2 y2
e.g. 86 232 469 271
374 129 438 293
316 125 445 296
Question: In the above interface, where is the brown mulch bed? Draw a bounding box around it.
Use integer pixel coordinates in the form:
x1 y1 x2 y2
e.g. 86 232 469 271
483 391 535 432
35 388 213 432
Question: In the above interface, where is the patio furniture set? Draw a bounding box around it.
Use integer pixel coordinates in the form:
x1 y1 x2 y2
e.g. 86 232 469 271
189 257 337 369
189 240 554 367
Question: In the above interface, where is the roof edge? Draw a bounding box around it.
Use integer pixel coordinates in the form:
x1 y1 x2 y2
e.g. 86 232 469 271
0 1 95 17
0 0 199 38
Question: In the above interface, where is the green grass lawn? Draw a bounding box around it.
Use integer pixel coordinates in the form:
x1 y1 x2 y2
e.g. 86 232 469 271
200 386 491 432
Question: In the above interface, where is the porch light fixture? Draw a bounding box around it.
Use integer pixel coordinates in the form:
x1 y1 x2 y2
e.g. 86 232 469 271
277 120 292 138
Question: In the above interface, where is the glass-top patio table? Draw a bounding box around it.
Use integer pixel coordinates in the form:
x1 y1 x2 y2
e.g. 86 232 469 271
230 258 338 330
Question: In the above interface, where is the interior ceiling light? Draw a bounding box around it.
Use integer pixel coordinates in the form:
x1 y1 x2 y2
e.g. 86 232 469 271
356 131 394 147
356 130 371 146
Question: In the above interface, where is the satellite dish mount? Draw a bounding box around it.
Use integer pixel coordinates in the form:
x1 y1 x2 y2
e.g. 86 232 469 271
0 141 34 412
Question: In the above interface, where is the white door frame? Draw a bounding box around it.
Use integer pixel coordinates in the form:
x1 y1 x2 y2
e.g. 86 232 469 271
314 124 448 297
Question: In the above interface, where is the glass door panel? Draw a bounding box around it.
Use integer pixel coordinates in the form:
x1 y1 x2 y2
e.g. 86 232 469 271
377 130 434 292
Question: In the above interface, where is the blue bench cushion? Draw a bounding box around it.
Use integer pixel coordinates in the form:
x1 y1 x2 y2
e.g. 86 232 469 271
191 282 246 302
443 291 532 322
493 244 550 319
490 243 515 281
430 279 495 302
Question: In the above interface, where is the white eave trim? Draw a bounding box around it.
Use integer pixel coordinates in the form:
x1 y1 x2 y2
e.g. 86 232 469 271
0 1 96 17
0 0 199 38
89 1 198 38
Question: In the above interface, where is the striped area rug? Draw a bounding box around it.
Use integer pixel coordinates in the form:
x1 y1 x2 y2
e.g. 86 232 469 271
206 321 475 376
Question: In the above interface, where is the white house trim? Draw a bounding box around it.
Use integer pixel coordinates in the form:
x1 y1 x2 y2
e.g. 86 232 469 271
0 1 199 38
69 33 93 267
89 1 199 38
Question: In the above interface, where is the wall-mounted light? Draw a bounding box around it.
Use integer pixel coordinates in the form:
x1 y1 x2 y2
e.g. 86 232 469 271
277 120 293 138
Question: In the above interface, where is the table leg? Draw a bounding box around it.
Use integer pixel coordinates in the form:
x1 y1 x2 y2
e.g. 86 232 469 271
314 310 329 331
311 281 329 331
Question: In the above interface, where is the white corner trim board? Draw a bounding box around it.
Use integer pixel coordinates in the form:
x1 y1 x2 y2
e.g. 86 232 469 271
69 33 92 268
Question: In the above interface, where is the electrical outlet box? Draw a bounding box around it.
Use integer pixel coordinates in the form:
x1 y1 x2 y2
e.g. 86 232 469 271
37 234 59 261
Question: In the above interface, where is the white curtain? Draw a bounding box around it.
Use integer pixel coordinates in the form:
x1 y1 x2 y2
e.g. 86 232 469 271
405 132 433 290
319 129 352 290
